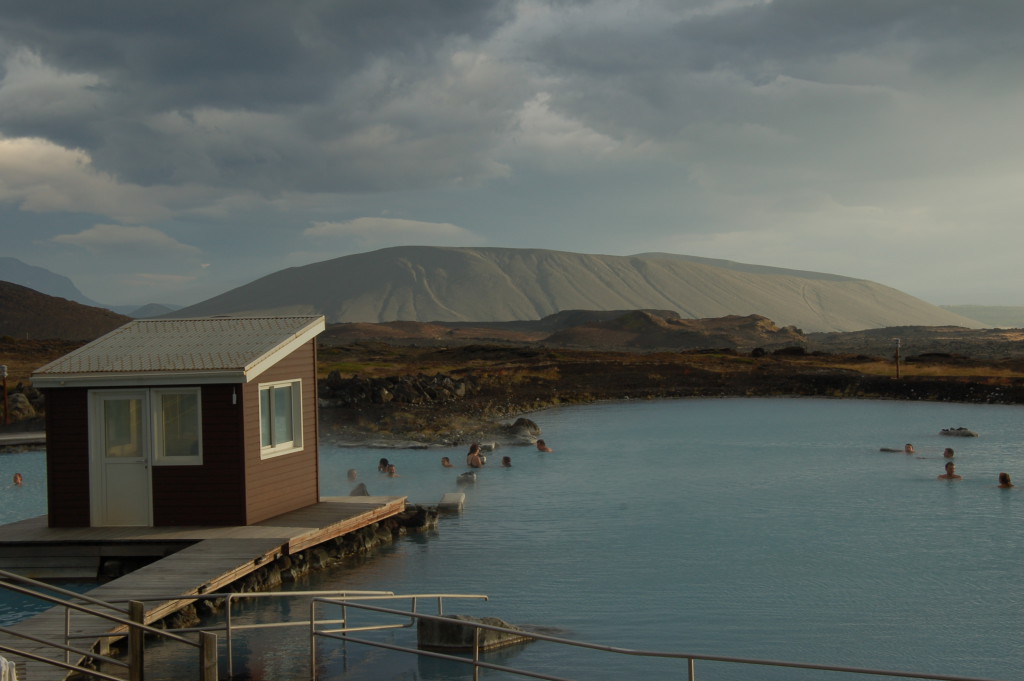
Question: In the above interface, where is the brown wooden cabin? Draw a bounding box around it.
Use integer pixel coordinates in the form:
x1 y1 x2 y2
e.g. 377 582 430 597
31 316 325 528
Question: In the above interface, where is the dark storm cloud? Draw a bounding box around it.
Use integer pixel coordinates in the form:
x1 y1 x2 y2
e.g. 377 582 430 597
0 0 515 190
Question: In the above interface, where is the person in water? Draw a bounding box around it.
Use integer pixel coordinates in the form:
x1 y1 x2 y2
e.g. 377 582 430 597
938 461 962 480
441 456 453 468
377 458 389 473
347 468 358 482
501 456 512 467
997 472 1013 488
12 473 23 487
943 448 955 458
879 443 914 453
467 444 484 468
536 439 553 452
387 464 400 477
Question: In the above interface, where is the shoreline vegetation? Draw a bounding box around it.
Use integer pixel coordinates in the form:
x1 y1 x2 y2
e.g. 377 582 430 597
5 337 1024 450
313 342 1024 448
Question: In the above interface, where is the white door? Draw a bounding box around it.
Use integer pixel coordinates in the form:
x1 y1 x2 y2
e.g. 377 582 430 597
90 391 153 526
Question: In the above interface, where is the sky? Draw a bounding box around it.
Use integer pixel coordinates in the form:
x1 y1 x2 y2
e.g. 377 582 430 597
0 0 1022 308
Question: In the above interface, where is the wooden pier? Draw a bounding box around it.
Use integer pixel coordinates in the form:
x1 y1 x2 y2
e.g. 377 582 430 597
0 495 405 680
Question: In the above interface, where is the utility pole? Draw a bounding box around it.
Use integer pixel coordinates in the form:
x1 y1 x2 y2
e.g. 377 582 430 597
892 338 901 380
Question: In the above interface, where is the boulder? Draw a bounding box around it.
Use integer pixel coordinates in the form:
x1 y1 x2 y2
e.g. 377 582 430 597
417 615 534 652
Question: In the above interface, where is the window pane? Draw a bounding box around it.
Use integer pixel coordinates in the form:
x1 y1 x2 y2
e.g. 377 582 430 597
260 388 272 447
160 392 199 457
104 398 141 457
273 385 293 445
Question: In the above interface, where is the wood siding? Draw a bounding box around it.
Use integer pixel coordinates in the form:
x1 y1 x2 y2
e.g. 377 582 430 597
151 383 247 526
242 341 320 524
44 389 90 527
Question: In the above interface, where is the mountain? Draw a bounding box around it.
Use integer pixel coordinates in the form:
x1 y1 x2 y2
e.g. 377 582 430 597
169 246 983 333
940 305 1024 329
0 257 101 307
129 303 182 318
0 281 132 340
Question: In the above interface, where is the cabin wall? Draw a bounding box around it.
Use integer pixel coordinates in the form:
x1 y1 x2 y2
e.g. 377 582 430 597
151 383 247 526
242 340 320 524
44 388 91 527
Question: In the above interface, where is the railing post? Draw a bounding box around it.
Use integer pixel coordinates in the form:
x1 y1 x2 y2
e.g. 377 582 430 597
688 656 695 681
64 606 72 668
472 626 481 681
226 594 234 678
310 599 318 681
199 631 218 681
128 600 145 681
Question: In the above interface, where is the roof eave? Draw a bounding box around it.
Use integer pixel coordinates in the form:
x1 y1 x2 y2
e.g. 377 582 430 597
32 370 248 389
242 316 326 382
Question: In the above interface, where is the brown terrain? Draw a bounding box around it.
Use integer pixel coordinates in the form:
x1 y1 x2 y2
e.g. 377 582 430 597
4 288 1024 445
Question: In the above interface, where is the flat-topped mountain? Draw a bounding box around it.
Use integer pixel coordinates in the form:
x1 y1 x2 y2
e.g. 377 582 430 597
169 246 981 333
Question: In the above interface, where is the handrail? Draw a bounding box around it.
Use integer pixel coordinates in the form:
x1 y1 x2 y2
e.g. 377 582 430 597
313 599 1013 681
0 569 218 680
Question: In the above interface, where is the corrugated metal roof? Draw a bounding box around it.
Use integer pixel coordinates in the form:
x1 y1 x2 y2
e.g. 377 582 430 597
33 316 324 385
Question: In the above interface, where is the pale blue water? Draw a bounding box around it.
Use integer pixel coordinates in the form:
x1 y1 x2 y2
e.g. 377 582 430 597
2 398 1022 680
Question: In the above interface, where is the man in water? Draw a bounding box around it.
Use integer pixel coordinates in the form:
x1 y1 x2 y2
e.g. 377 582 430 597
938 461 962 480
536 439 553 452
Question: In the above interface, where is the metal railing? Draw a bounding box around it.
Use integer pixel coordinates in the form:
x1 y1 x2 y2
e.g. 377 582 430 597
0 569 217 681
311 599 1013 681
3 571 1014 681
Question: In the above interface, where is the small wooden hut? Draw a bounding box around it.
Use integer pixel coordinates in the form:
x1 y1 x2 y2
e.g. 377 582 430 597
31 316 325 528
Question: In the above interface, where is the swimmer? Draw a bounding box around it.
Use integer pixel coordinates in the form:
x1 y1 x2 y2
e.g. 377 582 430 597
387 464 399 477
997 472 1013 488
536 439 553 452
937 461 962 480
347 468 358 482
501 456 512 467
441 456 453 468
467 444 484 468
12 473 23 487
878 444 913 453
377 458 389 473
943 448 955 458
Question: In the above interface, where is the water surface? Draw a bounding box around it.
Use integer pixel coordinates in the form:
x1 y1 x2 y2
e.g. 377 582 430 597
2 398 1021 680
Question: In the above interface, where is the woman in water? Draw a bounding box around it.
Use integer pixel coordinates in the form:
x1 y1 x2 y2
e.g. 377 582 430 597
377 458 389 473
997 472 1013 488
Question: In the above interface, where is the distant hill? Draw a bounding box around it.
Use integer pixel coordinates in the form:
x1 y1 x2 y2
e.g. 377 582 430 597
129 303 182 318
0 281 131 340
941 305 1023 328
0 257 101 307
170 246 983 333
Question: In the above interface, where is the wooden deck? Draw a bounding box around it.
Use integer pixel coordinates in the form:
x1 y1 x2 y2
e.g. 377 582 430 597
0 495 405 681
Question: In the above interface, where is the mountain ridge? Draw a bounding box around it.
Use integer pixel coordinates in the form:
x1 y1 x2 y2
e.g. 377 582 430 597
168 246 982 333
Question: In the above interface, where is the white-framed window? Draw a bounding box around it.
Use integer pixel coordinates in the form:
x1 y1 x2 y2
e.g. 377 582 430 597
152 388 203 465
259 379 303 458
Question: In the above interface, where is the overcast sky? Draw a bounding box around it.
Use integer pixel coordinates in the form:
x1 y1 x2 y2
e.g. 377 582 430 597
1 0 1021 307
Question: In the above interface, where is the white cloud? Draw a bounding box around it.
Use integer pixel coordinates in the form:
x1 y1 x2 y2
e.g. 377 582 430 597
305 217 481 250
51 224 202 256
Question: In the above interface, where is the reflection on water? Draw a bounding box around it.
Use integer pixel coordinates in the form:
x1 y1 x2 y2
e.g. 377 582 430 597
2 399 1022 680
